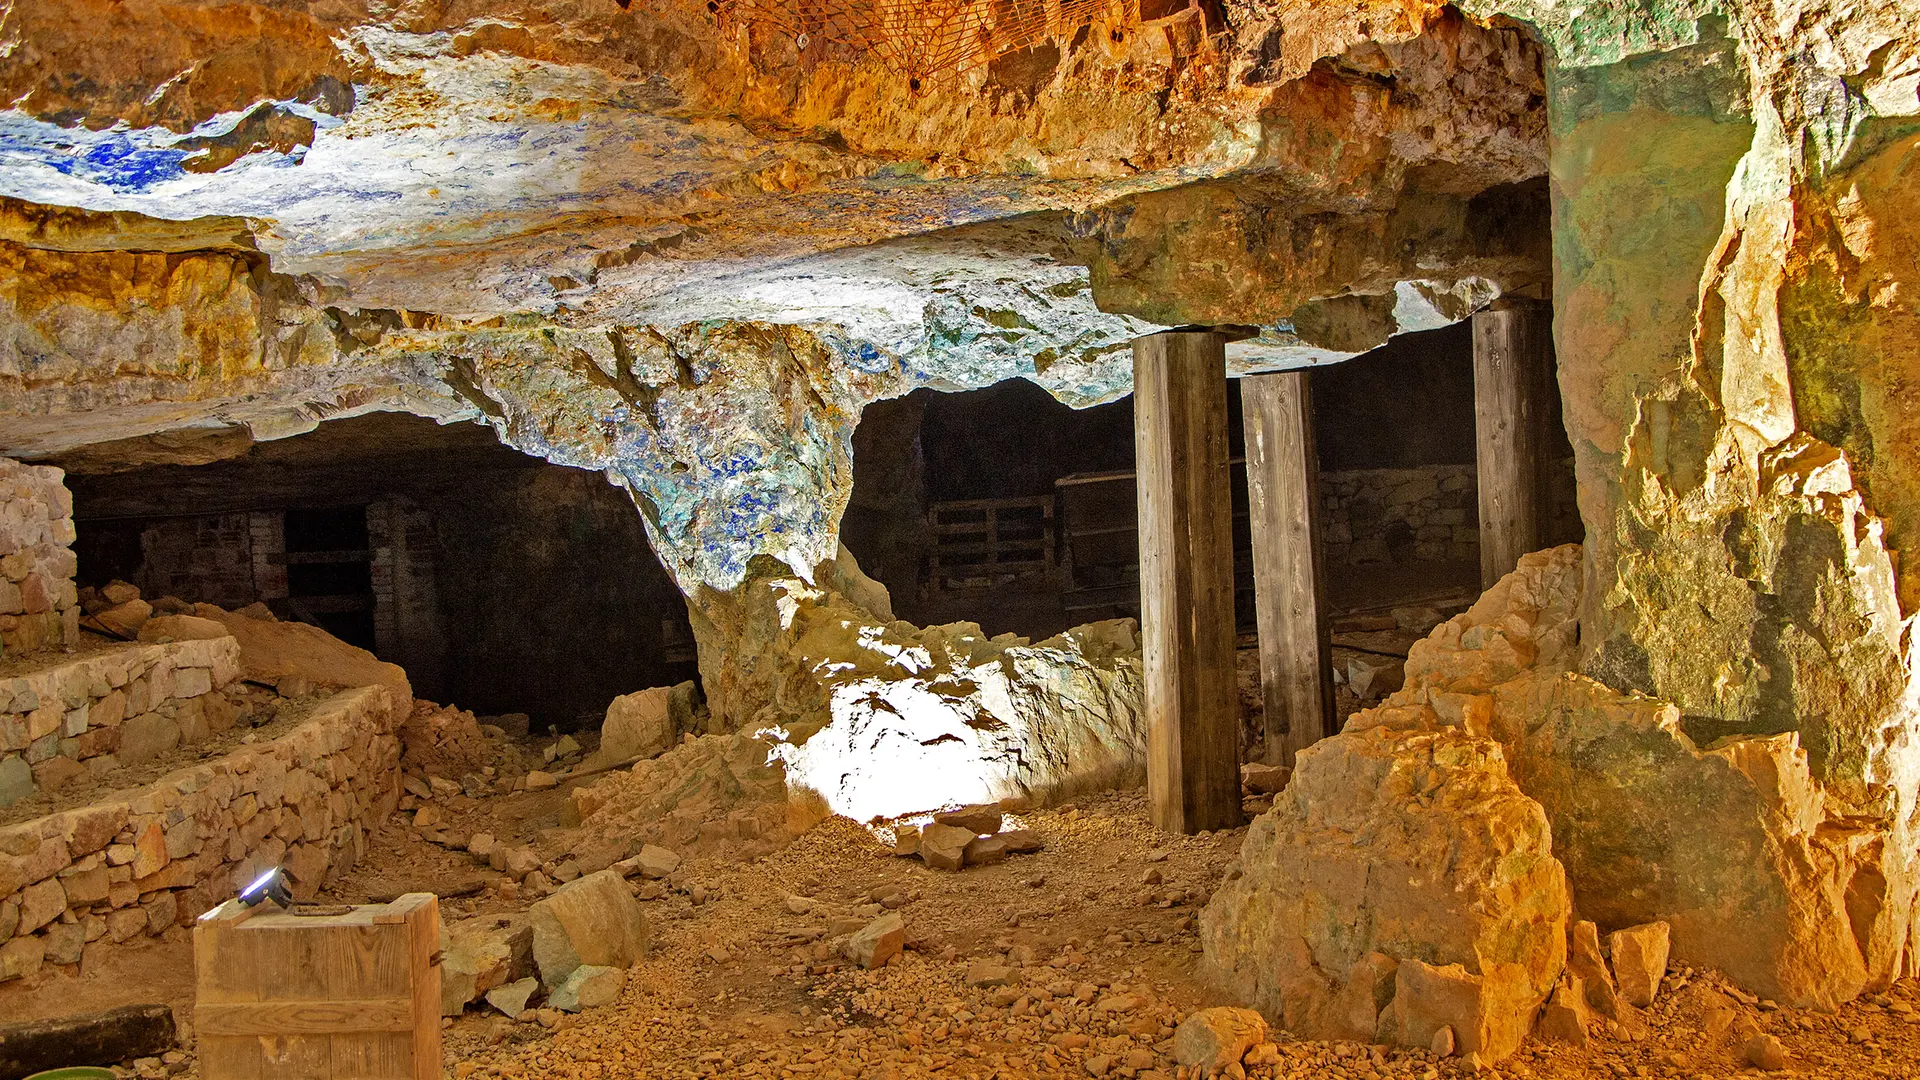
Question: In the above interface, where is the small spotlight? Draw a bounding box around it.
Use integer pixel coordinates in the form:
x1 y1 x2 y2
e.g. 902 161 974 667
238 867 294 909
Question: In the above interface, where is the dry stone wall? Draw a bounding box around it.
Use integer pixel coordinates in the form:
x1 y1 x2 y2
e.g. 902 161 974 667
0 458 78 654
1316 462 1579 569
0 684 402 982
0 636 242 806
1319 466 1480 566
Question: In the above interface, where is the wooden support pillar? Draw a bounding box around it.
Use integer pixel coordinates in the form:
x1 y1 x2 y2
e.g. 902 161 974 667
1241 370 1334 767
1472 302 1554 589
1133 330 1242 835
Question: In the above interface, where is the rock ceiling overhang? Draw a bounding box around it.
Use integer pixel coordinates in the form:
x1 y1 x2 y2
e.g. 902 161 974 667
0 0 1554 381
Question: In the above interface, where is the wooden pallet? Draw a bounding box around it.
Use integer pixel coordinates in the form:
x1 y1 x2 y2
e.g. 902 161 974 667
924 495 1057 592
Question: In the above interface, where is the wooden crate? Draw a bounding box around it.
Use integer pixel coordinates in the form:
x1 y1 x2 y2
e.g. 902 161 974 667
194 893 442 1080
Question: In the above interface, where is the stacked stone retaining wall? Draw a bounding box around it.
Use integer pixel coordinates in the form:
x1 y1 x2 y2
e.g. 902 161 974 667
0 458 79 653
1318 460 1580 568
0 636 244 805
0 684 403 981
1320 465 1480 566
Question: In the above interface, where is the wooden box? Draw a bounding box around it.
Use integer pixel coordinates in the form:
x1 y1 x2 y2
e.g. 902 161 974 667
193 893 442 1080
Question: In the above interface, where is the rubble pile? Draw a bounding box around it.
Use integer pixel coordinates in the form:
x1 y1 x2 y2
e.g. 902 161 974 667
570 732 817 861
400 700 503 780
888 802 1045 871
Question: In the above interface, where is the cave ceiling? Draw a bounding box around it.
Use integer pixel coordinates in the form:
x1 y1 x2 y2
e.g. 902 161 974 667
0 0 1557 433
0 0 1577 587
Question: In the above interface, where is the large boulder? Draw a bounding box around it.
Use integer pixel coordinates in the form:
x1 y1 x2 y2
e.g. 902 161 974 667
1200 723 1567 1062
591 681 696 768
1362 545 1920 1008
439 917 533 1016
528 869 650 988
170 603 411 703
754 575 1148 821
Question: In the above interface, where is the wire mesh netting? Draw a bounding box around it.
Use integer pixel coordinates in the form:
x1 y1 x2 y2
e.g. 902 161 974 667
708 0 1139 85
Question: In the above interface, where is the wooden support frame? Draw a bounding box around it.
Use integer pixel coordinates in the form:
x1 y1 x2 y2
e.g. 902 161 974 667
1133 330 1242 835
1241 370 1334 766
1472 301 1555 589
1474 303 1551 588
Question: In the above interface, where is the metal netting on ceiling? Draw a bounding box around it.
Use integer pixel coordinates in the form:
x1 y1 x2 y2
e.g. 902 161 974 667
705 0 1138 87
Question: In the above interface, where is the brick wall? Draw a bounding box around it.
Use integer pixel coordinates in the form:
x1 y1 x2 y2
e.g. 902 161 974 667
248 511 287 602
1321 466 1480 566
116 511 288 610
368 497 446 696
0 459 79 653
129 514 253 609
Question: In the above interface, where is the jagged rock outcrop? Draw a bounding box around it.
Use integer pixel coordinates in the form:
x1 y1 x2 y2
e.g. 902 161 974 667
714 567 1147 820
1352 546 1920 1008
1201 722 1568 1062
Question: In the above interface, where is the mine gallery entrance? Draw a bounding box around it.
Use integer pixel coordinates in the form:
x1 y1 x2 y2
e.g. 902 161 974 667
62 412 696 732
842 316 1579 755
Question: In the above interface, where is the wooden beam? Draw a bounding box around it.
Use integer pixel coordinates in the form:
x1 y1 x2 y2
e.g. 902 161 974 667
1241 370 1334 767
1472 302 1554 589
1133 330 1242 835
0 1004 177 1080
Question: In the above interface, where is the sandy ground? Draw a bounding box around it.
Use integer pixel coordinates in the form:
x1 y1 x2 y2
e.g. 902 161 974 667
8 773 1915 1080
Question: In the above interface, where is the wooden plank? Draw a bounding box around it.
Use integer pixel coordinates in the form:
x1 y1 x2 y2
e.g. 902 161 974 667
925 540 1050 556
273 919 334 1077
406 896 442 1080
1133 330 1242 835
1472 301 1554 588
280 550 372 565
1241 371 1335 767
926 495 1056 512
196 1001 416 1037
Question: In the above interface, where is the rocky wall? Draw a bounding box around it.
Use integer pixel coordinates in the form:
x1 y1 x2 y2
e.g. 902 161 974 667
0 684 403 982
0 636 242 806
0 458 79 654
694 556 1147 821
1204 544 1919 1061
1517 8 1920 830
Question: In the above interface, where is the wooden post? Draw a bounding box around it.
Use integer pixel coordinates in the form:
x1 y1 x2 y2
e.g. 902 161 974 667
1241 371 1334 767
1133 330 1242 835
1472 302 1553 589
